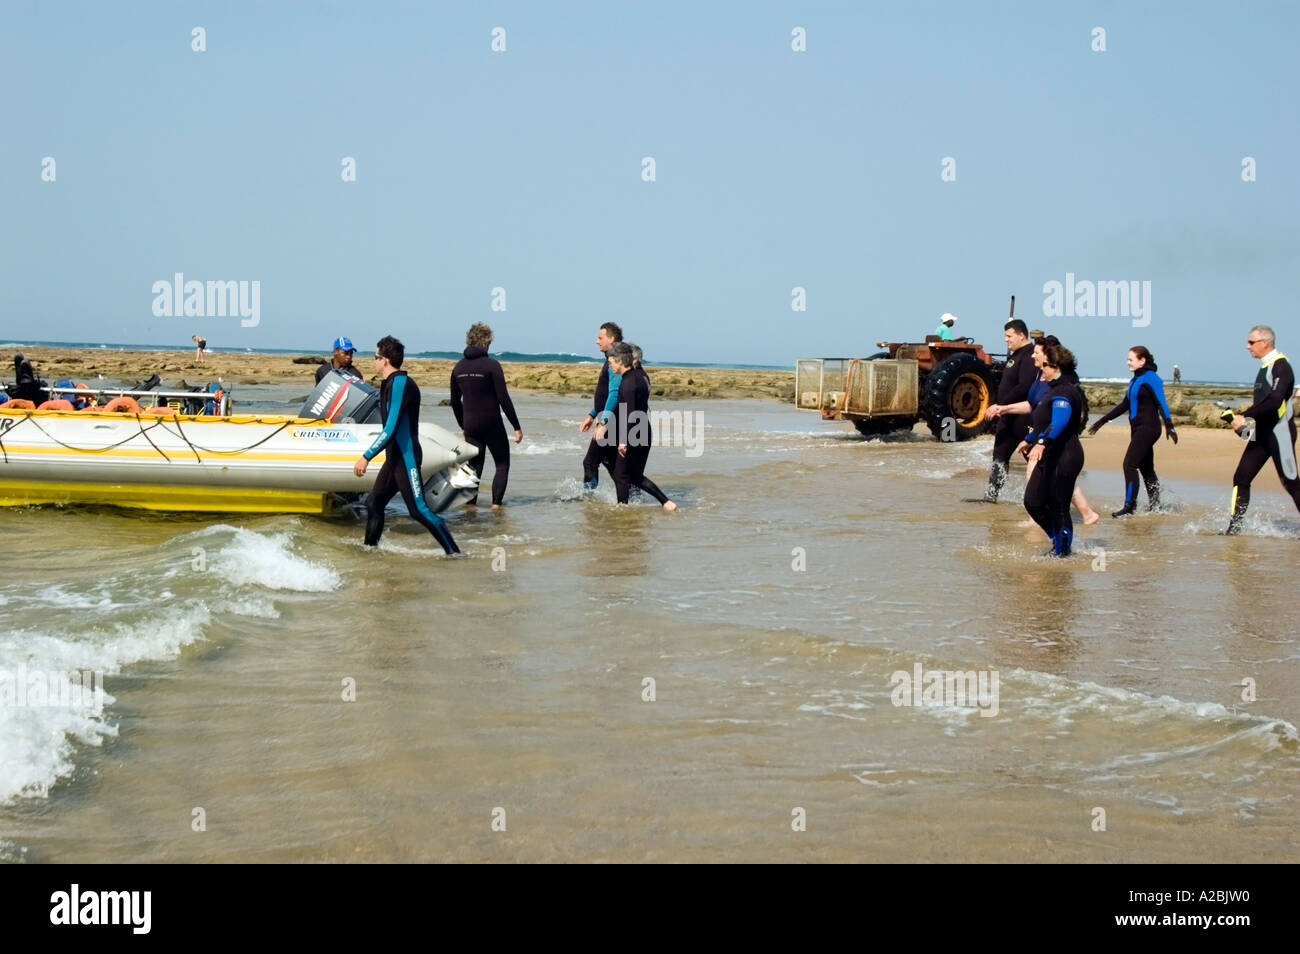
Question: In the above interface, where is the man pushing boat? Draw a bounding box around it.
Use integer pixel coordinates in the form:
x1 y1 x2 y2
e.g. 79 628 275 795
352 335 461 555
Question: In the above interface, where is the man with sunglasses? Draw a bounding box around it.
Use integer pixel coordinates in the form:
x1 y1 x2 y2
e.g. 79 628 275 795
1225 325 1300 534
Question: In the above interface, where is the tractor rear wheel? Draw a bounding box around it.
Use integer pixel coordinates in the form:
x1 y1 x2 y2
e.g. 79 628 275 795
921 353 995 441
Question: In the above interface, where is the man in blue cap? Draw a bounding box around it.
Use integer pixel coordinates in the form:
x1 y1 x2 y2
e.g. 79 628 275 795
316 336 365 383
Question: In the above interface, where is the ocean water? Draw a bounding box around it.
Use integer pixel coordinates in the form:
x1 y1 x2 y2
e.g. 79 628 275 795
1 389 1297 862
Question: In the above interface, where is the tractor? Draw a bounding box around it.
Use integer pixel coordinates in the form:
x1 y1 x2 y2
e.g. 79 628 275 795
795 300 1019 441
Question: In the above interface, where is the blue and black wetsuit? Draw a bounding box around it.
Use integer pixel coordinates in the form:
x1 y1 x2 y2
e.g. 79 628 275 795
582 354 616 488
451 346 522 506
1227 350 1300 532
1023 377 1087 556
362 370 459 554
1092 367 1173 511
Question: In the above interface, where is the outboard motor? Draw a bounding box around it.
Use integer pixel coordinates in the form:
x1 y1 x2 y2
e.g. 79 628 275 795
7 353 49 404
423 462 481 513
300 369 380 423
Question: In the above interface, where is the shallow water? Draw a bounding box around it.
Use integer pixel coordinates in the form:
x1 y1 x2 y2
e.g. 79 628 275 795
1 391 1297 862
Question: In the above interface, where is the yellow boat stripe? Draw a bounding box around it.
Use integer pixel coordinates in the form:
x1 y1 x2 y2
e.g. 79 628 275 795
0 444 379 463
0 480 333 514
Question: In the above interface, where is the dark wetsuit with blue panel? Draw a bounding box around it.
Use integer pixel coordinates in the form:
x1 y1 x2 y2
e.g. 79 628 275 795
582 356 613 488
1023 377 1086 556
362 370 459 554
1094 368 1172 510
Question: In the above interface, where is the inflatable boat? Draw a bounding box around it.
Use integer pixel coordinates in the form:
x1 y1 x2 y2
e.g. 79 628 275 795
0 368 480 514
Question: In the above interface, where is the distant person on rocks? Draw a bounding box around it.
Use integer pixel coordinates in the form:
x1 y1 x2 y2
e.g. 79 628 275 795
1087 346 1176 517
192 335 207 363
978 319 1037 501
934 313 958 341
353 335 460 555
578 321 623 489
1224 325 1300 534
316 336 364 384
1172 364 1182 385
450 323 522 509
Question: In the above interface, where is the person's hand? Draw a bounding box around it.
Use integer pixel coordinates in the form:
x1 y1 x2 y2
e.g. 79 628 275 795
579 414 594 433
594 423 606 443
618 444 628 457
353 456 369 477
984 404 1001 421
513 429 523 444
1086 422 1101 436
1164 420 1178 444
1232 414 1246 431
1027 444 1044 463
1014 440 1029 457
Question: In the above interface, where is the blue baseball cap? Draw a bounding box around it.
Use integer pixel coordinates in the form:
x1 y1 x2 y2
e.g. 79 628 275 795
332 336 355 352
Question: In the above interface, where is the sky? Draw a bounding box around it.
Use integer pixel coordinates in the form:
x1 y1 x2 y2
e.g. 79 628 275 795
2 1 1297 378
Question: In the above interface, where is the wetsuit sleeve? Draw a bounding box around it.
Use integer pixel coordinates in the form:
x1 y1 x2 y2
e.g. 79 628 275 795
450 369 465 429
492 362 521 431
1030 397 1074 444
597 372 622 423
1096 395 1129 426
363 375 405 460
1244 359 1295 420
589 364 609 418
315 363 327 384
1143 374 1172 420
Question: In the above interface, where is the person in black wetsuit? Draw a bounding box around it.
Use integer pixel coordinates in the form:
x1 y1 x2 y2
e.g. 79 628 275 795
352 335 460 554
450 323 523 508
1016 344 1087 557
597 344 677 510
192 335 207 363
315 336 365 384
1225 324 1300 534
1087 346 1177 517
990 334 1099 525
980 319 1038 501
579 321 623 489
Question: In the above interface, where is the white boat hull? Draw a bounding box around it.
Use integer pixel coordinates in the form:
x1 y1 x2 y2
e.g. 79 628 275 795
0 408 478 513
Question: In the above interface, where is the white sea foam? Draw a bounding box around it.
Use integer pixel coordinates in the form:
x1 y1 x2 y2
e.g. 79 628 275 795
205 527 341 591
0 606 210 804
0 526 337 804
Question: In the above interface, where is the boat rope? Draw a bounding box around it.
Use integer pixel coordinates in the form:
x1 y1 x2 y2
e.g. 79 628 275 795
0 412 310 463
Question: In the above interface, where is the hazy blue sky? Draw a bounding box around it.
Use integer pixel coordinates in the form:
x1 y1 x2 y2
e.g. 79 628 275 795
3 1 1296 378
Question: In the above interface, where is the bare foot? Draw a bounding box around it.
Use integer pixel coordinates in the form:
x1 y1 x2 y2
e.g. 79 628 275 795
1082 510 1100 526
663 501 678 512
491 503 501 510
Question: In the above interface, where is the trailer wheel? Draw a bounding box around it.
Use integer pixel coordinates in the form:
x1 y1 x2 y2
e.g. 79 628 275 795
853 416 917 437
921 353 995 441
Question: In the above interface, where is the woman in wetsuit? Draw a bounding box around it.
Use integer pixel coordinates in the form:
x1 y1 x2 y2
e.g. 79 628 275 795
597 344 677 510
1017 345 1087 557
450 323 523 508
988 334 1099 525
1086 346 1178 517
